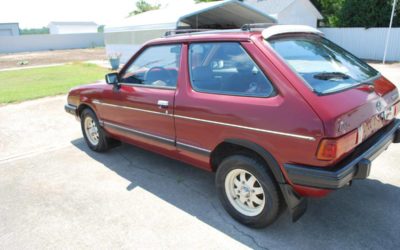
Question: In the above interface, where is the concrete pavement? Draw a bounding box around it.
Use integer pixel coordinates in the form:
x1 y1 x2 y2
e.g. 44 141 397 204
370 63 400 85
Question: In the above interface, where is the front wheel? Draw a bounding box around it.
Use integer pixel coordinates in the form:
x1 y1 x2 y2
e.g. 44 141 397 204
216 155 282 228
80 108 111 152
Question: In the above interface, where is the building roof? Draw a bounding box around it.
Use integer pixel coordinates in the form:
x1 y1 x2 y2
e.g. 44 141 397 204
250 0 295 14
105 0 276 33
245 0 322 19
48 22 98 26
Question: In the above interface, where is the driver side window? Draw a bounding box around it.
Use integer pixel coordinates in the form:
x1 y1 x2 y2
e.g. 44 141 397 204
120 44 182 88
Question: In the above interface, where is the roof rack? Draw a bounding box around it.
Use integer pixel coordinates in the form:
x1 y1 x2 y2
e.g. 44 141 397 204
164 29 214 37
163 23 276 37
241 23 275 31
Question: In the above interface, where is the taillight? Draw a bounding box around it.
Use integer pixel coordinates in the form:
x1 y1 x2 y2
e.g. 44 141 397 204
374 78 396 96
317 129 359 161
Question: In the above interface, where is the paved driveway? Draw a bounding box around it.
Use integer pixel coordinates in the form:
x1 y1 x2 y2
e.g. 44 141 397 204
1 65 400 249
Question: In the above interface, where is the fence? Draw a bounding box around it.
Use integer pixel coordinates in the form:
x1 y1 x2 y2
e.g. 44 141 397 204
320 28 400 62
0 33 104 53
1 28 399 62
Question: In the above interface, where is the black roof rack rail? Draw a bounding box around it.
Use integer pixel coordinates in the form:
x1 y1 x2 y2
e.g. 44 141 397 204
164 29 214 37
163 24 275 37
241 23 275 31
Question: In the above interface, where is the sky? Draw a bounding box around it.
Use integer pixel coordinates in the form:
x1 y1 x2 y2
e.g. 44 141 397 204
0 0 195 29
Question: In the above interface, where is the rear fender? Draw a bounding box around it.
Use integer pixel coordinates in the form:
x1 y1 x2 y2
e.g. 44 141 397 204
222 138 307 222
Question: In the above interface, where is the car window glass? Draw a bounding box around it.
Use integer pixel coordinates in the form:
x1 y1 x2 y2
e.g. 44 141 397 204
121 44 182 88
189 42 274 97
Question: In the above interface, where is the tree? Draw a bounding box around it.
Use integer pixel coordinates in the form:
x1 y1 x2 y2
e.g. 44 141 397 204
310 0 344 27
311 0 400 27
20 27 49 35
337 0 400 28
129 0 161 16
97 25 105 33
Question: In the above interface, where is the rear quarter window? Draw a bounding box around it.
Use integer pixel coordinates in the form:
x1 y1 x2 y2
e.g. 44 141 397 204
189 42 275 97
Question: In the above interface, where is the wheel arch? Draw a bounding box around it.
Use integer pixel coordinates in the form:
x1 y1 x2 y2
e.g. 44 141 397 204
210 139 286 184
77 103 96 118
210 139 308 221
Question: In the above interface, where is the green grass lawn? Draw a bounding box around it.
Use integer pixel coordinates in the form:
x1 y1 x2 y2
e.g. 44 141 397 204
0 63 109 104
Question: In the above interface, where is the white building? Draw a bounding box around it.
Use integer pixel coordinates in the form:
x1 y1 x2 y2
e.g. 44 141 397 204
0 23 20 36
245 0 322 27
105 0 275 63
48 22 98 34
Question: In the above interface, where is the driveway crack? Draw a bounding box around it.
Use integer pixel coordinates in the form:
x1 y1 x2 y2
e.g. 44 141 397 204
211 202 270 250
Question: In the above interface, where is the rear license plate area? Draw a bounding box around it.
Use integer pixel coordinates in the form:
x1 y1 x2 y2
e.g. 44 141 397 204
361 115 385 141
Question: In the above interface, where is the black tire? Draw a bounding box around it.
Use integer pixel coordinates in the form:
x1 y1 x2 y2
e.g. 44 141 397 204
80 108 112 152
216 155 282 228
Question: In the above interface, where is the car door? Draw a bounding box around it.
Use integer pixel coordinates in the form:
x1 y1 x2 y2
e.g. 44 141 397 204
97 44 182 151
174 42 279 169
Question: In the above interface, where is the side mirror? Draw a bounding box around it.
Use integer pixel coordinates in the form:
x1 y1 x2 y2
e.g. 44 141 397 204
105 73 119 85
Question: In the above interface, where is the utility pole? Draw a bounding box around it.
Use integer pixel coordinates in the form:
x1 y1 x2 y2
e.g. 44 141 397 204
383 0 398 64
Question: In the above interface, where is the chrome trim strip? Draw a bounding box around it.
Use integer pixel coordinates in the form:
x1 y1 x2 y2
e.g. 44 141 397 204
103 120 211 154
176 141 211 153
174 115 316 141
94 101 315 141
93 100 173 117
103 121 175 143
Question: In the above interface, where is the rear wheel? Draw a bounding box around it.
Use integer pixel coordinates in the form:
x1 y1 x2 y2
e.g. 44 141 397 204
81 109 112 152
216 155 282 228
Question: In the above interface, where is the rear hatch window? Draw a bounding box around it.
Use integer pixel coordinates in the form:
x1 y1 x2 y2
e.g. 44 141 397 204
267 35 379 95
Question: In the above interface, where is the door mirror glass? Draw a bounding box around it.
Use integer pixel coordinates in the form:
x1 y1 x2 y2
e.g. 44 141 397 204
105 73 119 85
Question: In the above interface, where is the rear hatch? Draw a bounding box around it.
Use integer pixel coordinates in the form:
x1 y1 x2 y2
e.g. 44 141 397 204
313 76 399 138
267 33 400 162
305 76 399 163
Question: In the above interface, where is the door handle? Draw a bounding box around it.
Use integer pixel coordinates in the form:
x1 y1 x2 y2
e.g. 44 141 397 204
157 100 169 108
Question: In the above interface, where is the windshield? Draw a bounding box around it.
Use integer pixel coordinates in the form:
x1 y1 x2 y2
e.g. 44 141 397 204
267 35 379 94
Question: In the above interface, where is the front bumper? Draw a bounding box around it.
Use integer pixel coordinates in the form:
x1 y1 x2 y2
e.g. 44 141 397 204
65 104 78 116
284 119 400 189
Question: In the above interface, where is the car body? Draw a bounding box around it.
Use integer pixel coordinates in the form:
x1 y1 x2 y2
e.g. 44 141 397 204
65 25 400 227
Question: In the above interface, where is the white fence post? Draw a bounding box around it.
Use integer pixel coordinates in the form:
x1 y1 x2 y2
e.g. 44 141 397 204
383 0 398 64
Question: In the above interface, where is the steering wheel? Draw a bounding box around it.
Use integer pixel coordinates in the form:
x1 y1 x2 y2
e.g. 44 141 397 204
144 66 173 85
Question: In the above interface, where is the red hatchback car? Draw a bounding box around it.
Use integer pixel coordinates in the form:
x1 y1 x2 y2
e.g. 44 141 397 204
65 25 400 228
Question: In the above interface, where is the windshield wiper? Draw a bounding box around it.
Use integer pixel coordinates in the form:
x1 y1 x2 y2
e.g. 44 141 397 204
313 72 350 80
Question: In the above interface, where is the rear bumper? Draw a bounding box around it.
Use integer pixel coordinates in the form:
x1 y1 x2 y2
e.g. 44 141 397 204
65 104 78 116
284 119 400 189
